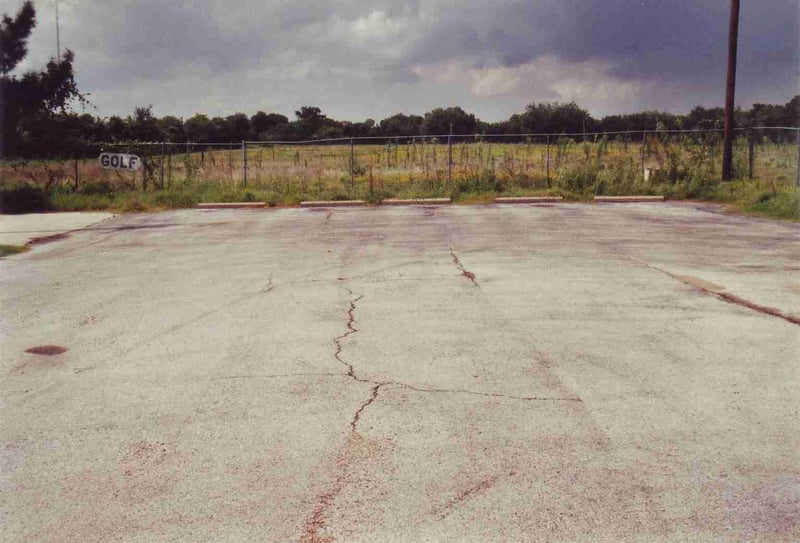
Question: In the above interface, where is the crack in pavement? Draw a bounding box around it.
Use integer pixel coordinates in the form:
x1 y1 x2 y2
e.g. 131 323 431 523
392 383 582 402
332 290 370 383
449 246 478 286
613 249 800 327
350 383 384 431
209 372 342 381
302 290 379 543
302 283 582 543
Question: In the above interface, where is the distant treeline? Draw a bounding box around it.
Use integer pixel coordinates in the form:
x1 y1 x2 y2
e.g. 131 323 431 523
7 97 800 159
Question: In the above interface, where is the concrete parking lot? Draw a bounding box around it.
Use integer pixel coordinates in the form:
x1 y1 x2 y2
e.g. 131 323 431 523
1 203 798 542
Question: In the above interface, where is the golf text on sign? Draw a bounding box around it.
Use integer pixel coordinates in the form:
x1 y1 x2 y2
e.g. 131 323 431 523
99 153 142 171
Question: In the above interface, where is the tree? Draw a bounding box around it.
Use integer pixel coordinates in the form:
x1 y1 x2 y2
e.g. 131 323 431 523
107 116 127 142
294 106 326 138
183 114 212 143
158 115 185 142
226 113 251 142
0 1 86 157
511 102 592 135
209 117 229 141
127 105 160 141
250 111 288 138
379 113 423 136
0 0 34 74
686 106 725 130
784 95 799 127
422 107 478 136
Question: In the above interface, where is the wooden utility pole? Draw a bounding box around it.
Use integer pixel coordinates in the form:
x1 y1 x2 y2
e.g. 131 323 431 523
721 0 740 181
55 0 61 60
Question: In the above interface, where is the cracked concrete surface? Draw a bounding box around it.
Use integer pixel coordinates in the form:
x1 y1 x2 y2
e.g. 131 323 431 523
1 203 798 542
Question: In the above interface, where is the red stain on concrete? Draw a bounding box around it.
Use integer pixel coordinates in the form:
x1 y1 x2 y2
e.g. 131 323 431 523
300 433 396 543
25 345 67 355
431 475 500 519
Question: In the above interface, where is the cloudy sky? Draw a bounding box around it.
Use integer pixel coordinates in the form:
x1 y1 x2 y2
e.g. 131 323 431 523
4 0 798 121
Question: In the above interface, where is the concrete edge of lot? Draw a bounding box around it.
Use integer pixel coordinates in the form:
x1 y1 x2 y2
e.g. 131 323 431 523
0 212 117 247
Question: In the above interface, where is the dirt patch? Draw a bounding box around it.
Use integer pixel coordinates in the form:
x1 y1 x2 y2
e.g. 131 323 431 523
25 345 67 355
300 433 396 543
431 475 501 520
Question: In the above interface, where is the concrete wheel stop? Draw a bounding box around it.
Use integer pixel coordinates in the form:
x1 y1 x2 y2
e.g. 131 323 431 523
382 198 451 205
494 196 564 204
300 200 367 208
594 196 665 203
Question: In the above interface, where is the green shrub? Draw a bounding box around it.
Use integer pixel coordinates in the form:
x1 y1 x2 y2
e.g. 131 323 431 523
0 186 52 213
50 192 113 211
557 162 599 193
152 191 197 208
746 190 800 220
121 197 147 212
0 244 29 257
78 181 115 196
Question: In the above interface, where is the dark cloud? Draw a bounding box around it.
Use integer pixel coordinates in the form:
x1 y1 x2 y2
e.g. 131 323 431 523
3 0 796 121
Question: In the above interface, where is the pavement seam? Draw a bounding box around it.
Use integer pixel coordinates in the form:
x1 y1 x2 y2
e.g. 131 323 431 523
614 250 800 327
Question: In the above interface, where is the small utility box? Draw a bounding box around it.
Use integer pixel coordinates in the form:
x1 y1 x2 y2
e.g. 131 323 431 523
644 167 661 182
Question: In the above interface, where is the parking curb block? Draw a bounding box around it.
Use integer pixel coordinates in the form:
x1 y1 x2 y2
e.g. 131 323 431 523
594 196 665 203
198 202 266 209
383 198 451 205
494 197 564 204
300 200 367 208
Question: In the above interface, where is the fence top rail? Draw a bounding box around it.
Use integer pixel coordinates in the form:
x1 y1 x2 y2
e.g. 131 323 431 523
93 126 800 148
101 142 242 147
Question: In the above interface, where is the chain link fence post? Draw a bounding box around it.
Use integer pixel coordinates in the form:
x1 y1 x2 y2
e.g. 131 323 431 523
160 142 165 189
640 131 647 180
447 124 453 187
747 129 754 179
796 128 800 187
546 135 551 187
242 140 247 188
350 138 355 194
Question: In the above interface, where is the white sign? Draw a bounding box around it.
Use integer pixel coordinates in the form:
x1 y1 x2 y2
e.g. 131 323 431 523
99 152 142 171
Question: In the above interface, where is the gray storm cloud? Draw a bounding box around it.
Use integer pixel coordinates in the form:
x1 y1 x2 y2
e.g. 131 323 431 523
3 0 797 121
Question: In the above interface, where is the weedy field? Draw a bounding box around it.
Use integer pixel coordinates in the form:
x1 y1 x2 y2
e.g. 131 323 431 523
1 134 798 219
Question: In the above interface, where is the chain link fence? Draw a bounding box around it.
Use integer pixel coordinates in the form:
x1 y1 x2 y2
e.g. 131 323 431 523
2 128 798 200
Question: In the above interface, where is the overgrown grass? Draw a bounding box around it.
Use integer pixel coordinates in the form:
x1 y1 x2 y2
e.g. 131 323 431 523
696 178 800 220
0 244 29 257
2 167 798 220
